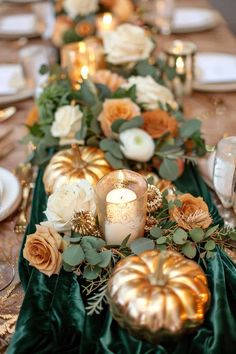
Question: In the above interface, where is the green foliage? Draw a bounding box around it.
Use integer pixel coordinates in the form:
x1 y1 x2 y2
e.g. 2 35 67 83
173 228 188 245
159 158 179 181
180 119 201 139
112 84 137 102
130 238 155 254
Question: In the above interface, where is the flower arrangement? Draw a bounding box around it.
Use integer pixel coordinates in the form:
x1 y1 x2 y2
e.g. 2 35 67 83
51 0 135 46
23 177 236 314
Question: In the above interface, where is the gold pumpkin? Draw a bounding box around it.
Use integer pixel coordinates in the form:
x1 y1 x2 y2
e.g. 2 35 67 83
43 145 113 194
107 250 210 343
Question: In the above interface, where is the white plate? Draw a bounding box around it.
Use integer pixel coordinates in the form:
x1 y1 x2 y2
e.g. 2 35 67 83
172 7 219 33
194 53 236 92
0 64 34 105
0 13 43 39
0 167 21 222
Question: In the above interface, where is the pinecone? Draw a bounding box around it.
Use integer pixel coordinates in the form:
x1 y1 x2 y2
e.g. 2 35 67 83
147 184 162 213
145 215 158 233
71 210 99 236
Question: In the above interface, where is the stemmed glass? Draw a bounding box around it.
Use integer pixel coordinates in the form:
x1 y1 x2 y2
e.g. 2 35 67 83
213 136 236 227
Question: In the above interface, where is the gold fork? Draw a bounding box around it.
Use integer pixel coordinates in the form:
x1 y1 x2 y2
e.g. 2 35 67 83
14 164 35 234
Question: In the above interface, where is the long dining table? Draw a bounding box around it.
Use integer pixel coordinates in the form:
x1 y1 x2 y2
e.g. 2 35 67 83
0 0 236 352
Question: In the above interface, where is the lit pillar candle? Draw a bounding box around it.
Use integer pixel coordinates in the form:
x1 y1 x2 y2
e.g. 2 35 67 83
105 188 138 245
95 170 148 246
96 12 117 38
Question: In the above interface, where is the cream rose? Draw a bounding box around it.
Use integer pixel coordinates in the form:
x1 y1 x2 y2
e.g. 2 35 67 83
122 76 176 110
103 24 154 65
64 0 98 18
51 105 83 139
23 224 66 277
44 180 96 232
120 128 155 162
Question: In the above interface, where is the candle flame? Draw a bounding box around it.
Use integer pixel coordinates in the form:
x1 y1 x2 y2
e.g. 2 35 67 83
176 56 184 70
78 42 87 54
103 12 113 25
81 65 89 80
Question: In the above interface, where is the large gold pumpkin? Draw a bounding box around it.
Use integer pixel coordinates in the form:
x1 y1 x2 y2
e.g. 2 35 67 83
107 250 210 343
43 145 113 194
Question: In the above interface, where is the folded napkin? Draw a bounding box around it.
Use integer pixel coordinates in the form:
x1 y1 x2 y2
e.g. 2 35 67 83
0 14 37 34
196 53 236 84
0 64 26 95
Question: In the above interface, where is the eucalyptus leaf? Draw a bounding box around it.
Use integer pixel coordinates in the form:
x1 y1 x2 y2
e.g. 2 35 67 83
62 245 85 266
100 139 123 159
86 136 99 147
63 236 82 243
63 262 74 272
98 250 112 267
111 118 126 133
150 227 163 239
156 244 167 251
159 158 179 181
119 116 144 132
81 236 105 251
105 152 124 169
83 265 101 280
205 225 219 238
205 240 216 251
229 231 236 241
130 238 155 254
156 236 167 245
180 119 201 139
189 228 205 242
182 242 197 259
173 228 188 245
84 248 102 266
206 251 215 259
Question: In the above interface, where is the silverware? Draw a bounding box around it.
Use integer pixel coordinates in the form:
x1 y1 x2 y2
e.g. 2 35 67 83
14 163 35 234
0 106 16 122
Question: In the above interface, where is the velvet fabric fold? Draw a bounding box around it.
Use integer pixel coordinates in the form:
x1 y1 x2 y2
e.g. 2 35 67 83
7 165 236 354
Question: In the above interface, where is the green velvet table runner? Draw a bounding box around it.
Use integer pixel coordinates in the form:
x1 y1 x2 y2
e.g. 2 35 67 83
7 165 236 354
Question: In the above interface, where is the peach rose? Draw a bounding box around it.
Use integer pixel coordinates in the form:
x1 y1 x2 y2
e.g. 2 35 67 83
142 109 178 139
169 193 212 230
75 21 95 37
23 224 66 277
92 70 125 92
52 16 73 47
98 98 140 137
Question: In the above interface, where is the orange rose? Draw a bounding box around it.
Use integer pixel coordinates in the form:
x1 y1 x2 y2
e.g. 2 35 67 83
98 98 140 137
52 16 73 47
75 21 94 37
92 70 125 92
23 224 67 277
169 193 212 230
142 109 178 139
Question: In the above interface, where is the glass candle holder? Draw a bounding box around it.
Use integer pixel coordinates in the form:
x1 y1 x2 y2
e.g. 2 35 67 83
164 40 197 101
95 170 148 245
155 0 175 35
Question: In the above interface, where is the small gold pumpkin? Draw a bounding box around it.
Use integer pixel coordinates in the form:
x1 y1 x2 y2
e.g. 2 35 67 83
107 250 210 343
43 145 113 194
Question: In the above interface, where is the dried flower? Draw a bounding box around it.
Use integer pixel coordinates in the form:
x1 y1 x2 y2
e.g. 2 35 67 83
147 184 162 213
169 193 212 230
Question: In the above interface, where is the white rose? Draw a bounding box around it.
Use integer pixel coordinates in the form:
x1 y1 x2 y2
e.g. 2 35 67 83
51 105 83 139
44 180 96 232
122 76 176 110
120 128 155 162
64 0 98 18
103 24 154 65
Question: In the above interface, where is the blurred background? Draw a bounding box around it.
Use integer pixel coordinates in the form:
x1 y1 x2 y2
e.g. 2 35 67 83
210 0 236 34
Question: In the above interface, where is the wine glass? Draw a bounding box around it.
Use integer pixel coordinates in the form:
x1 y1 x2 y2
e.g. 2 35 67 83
213 136 236 226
